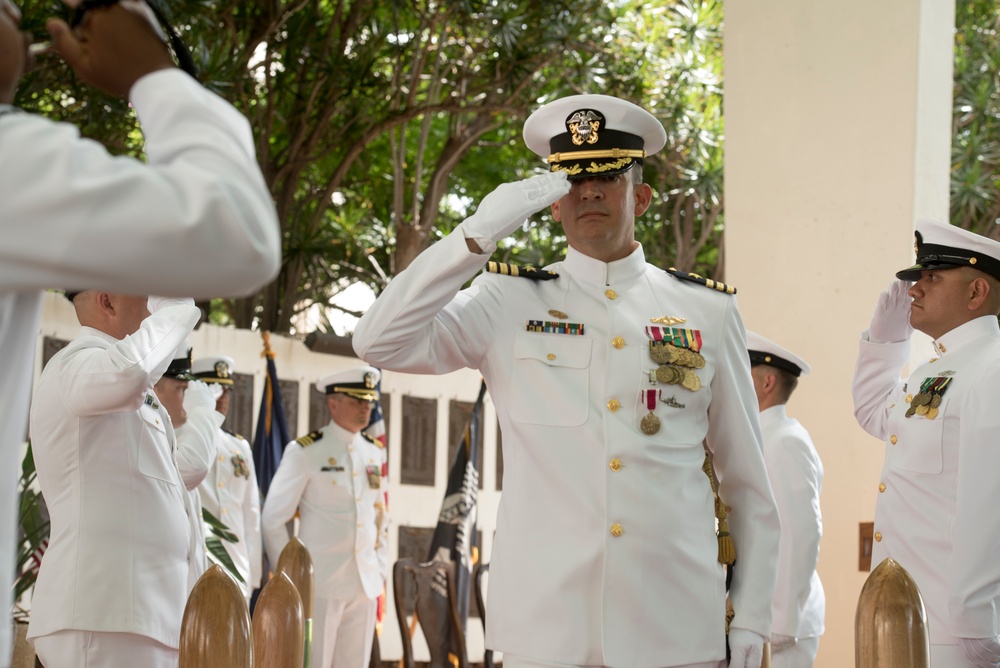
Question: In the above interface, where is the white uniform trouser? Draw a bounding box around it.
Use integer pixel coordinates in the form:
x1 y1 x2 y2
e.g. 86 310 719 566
32 630 177 668
770 636 819 668
931 643 978 668
313 594 377 668
503 655 724 668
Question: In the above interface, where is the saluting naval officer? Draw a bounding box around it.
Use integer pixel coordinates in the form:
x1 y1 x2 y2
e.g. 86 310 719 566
746 332 825 667
192 354 263 601
28 295 202 667
353 94 780 668
261 366 389 668
0 0 280 661
853 218 1000 668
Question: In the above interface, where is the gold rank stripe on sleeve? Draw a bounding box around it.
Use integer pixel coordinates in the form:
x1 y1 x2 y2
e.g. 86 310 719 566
526 320 585 335
295 429 323 447
485 261 559 281
665 267 737 294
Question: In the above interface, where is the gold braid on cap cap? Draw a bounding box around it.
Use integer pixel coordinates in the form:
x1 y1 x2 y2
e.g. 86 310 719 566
547 148 647 163
331 386 379 401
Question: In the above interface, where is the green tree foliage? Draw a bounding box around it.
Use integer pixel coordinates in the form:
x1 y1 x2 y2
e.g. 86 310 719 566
953 0 1000 239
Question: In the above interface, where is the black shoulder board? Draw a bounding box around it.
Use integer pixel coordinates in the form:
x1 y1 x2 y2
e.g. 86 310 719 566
361 431 385 448
665 267 737 295
223 428 248 442
485 261 558 281
295 429 323 447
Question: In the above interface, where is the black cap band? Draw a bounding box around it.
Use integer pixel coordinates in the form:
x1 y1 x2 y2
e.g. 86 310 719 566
896 241 1000 282
748 350 803 377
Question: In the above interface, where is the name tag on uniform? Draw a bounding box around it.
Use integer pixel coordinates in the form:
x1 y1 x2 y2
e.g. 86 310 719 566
366 465 382 489
321 466 345 472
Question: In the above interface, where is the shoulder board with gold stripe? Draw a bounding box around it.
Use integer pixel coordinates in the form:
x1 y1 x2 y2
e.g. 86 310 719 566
665 268 737 295
361 432 384 448
295 429 323 447
485 261 558 281
223 428 248 442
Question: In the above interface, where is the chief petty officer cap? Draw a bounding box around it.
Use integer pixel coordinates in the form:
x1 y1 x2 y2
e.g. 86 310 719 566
316 365 381 402
523 94 667 180
162 338 198 381
191 355 236 386
896 218 1000 282
746 330 811 378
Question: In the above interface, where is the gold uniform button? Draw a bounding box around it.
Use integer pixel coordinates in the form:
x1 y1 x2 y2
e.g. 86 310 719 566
609 458 622 472
607 399 621 412
929 358 938 363
874 531 883 542
547 353 556 361
905 394 913 403
890 435 897 445
218 482 224 489
218 455 225 462
221 508 228 515
610 523 623 537
605 289 617 300
878 483 886 493
612 336 625 349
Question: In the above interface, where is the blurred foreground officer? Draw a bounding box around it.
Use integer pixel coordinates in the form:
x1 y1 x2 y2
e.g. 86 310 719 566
193 355 263 601
155 344 224 591
28 295 201 668
0 0 279 660
853 219 1000 668
354 94 779 668
746 332 825 667
262 366 389 668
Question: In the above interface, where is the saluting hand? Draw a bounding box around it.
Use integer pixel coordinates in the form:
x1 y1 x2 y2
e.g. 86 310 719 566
868 279 914 344
460 171 571 243
46 0 174 99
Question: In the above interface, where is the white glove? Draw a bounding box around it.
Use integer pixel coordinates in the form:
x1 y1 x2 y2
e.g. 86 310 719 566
459 171 570 242
206 382 224 401
961 636 1000 667
868 279 913 343
147 296 196 313
769 633 798 654
728 628 765 668
183 380 218 414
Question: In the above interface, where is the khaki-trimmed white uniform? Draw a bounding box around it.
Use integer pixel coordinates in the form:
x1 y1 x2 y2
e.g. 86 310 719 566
853 315 1000 666
198 428 263 598
353 233 780 667
262 421 389 668
759 405 825 667
27 302 201 665
0 66 279 662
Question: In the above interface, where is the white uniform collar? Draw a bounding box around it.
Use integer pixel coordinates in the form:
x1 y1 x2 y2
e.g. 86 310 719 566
78 325 122 345
932 315 1000 357
561 242 647 287
324 419 359 444
758 403 788 428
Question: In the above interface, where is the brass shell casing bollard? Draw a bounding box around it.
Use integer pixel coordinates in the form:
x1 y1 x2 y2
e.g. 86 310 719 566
856 558 930 667
253 571 305 668
179 564 253 668
277 536 315 667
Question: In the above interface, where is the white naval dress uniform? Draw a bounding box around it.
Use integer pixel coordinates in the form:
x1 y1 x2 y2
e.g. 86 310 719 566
198 428 263 598
759 405 825 667
27 301 201 666
262 420 389 668
0 68 279 663
853 315 1000 666
353 231 780 667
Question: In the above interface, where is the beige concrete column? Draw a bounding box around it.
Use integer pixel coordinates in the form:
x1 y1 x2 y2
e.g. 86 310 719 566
724 1 954 666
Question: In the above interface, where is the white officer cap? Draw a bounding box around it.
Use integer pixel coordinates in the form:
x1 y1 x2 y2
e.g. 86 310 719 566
316 365 381 401
523 94 666 180
897 218 1000 281
746 331 811 377
191 355 236 386
162 338 197 381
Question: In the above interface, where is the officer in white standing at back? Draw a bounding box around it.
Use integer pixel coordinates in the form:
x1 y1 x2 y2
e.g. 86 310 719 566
853 218 1000 668
0 2 280 662
192 355 263 602
261 366 389 668
353 94 779 668
746 331 825 667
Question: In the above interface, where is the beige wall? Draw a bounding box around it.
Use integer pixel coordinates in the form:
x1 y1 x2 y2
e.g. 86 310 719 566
724 0 954 665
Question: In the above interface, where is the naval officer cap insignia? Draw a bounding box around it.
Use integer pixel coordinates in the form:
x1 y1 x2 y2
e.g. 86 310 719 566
162 338 198 381
896 218 1000 282
316 365 381 402
746 330 811 377
192 355 237 386
523 94 667 180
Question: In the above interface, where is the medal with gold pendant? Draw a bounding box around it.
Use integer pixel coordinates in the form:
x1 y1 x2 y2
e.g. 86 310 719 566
640 390 661 435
